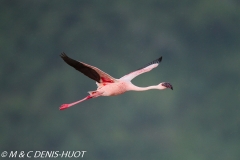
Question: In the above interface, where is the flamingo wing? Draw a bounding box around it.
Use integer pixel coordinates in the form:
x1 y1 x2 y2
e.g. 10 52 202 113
60 53 117 83
120 57 162 81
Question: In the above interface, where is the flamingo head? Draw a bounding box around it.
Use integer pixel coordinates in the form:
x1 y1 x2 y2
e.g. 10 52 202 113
159 82 173 90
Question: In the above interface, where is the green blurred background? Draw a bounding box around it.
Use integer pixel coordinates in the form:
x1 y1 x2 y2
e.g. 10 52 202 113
1 0 240 159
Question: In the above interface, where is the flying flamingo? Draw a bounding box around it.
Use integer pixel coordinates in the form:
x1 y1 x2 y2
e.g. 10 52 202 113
59 53 173 110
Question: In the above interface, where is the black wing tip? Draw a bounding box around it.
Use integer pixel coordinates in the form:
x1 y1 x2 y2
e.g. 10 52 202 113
151 56 162 64
60 52 67 58
137 56 163 70
159 56 162 62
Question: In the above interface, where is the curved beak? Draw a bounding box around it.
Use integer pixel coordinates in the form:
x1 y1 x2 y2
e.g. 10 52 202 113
162 82 173 90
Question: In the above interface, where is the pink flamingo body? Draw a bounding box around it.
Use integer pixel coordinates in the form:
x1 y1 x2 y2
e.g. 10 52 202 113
60 53 173 110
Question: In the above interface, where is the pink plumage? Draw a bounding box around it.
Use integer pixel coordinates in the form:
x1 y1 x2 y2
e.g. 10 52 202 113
59 53 173 110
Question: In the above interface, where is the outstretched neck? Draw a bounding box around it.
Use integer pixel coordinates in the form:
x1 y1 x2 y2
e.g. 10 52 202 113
129 84 165 91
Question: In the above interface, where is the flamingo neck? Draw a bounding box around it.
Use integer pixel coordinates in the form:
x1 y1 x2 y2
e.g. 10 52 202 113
129 84 164 91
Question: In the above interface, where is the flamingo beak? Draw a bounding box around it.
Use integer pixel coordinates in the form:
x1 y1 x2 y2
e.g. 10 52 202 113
162 82 173 90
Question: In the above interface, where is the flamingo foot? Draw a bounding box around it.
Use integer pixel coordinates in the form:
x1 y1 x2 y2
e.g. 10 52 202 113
59 104 69 110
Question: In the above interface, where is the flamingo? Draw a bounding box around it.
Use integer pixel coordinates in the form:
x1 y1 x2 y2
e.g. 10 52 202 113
59 53 173 110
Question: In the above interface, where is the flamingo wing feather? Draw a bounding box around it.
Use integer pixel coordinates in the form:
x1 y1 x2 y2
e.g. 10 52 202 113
60 53 117 83
120 57 162 81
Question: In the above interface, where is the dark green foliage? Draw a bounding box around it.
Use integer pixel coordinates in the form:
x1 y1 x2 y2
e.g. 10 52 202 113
0 0 240 159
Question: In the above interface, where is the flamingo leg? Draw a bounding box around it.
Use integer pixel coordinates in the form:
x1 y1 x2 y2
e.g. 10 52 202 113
59 95 92 110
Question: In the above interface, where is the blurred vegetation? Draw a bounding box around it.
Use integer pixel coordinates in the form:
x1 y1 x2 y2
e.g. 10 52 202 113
0 0 240 159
